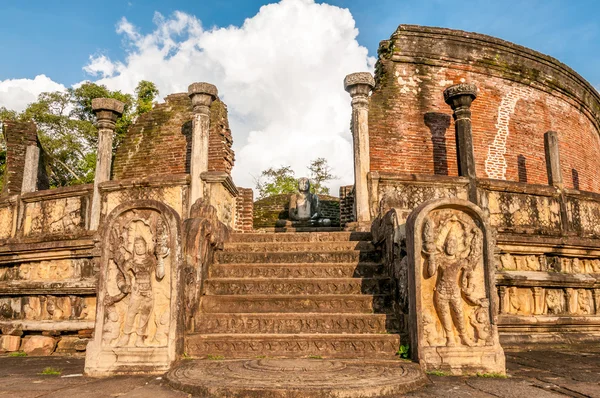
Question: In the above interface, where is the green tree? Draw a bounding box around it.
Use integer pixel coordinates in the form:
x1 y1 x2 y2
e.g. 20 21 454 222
255 158 338 199
307 157 338 195
255 165 297 199
0 80 159 188
134 80 159 116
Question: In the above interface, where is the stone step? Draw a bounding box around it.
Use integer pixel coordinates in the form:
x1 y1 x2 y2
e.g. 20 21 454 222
215 250 381 264
223 241 375 253
204 278 392 295
257 227 343 233
230 232 372 243
184 333 401 359
194 313 399 334
200 295 392 314
209 262 385 279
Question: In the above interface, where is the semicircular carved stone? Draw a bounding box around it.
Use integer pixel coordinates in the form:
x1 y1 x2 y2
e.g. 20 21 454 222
406 198 505 376
85 200 183 377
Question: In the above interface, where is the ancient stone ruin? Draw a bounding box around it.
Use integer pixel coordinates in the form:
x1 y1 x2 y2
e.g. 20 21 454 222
1 24 600 395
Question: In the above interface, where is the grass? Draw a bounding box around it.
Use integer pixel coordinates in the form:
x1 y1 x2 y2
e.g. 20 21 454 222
426 370 450 377
40 367 61 376
476 372 507 378
7 351 27 357
396 344 410 359
255 355 266 359
206 354 225 360
181 352 193 360
307 355 323 359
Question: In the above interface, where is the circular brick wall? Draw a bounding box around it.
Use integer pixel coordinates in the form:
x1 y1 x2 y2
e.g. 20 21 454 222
370 25 600 192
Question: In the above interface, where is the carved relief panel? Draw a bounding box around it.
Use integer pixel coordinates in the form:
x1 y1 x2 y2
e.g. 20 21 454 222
85 200 182 376
406 199 505 375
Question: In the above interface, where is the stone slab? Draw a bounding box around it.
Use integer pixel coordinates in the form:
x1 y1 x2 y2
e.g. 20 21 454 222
229 232 372 243
204 277 392 295
210 262 384 279
216 250 381 264
184 334 401 359
194 313 398 334
200 294 391 313
167 359 427 397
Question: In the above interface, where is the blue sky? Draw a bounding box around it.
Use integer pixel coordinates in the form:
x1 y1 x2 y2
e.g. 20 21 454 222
0 0 598 191
1 0 598 87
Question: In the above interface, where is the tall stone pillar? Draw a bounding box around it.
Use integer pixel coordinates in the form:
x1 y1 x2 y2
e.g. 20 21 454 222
444 83 478 202
90 98 124 230
188 82 218 210
544 131 563 188
344 72 375 224
20 145 41 194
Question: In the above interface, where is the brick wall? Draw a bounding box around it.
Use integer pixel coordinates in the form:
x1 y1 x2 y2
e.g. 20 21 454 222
339 185 355 226
1 121 48 196
369 25 600 192
235 187 254 232
112 94 234 180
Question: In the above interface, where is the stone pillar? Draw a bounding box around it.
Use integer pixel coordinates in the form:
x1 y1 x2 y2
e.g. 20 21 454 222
444 84 477 202
20 145 40 193
344 72 375 224
188 82 218 210
444 83 477 179
90 98 124 230
497 286 506 314
544 131 563 188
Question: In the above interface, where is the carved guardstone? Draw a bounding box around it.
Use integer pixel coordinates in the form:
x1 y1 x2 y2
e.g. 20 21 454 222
406 198 505 375
85 200 183 376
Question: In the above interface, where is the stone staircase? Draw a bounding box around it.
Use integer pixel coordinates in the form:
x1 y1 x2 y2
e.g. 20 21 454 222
184 231 401 359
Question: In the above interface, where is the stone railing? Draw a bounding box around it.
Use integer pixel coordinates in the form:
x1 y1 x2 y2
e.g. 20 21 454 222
372 172 600 345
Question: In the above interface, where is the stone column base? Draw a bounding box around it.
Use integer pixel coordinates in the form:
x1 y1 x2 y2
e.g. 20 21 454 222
85 344 171 376
419 345 506 376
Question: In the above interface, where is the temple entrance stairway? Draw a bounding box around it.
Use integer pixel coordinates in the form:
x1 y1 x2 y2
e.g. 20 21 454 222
184 231 401 359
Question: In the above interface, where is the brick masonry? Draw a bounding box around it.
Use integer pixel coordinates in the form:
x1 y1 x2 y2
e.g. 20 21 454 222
339 185 355 226
112 94 234 180
369 25 600 192
235 187 254 232
1 121 48 195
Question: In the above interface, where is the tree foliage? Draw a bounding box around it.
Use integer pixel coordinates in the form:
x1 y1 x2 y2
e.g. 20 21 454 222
255 158 338 199
0 80 158 188
307 157 338 195
255 166 297 199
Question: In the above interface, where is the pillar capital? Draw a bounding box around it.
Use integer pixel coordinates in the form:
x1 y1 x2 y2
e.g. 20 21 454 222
188 82 218 114
344 73 375 107
92 98 125 129
443 83 477 114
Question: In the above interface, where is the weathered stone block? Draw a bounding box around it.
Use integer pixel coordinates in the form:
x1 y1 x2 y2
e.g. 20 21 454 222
21 335 57 355
0 335 21 351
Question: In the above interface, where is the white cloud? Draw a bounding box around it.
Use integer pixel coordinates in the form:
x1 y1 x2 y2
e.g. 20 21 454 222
88 0 374 193
0 75 65 112
0 0 375 194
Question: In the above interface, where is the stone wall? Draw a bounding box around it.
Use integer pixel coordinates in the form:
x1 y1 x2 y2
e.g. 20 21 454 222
372 172 600 345
253 193 340 228
112 94 234 180
369 25 600 192
235 188 254 232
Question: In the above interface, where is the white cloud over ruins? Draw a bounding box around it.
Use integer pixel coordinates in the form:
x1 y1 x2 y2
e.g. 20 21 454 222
0 0 375 193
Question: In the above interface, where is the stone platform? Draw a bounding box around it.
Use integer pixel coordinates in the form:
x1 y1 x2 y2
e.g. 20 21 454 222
166 358 427 398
